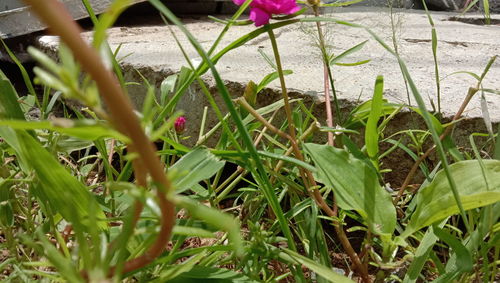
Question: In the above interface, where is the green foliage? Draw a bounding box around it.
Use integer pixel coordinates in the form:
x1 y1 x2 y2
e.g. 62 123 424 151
170 147 225 193
0 1 499 282
403 160 500 237
0 128 108 231
0 69 25 120
304 143 396 236
0 119 128 141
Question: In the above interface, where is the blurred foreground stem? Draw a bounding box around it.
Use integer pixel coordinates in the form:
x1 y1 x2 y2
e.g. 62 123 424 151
22 0 175 278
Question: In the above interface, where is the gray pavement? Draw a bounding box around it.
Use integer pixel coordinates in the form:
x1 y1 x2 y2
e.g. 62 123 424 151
37 7 500 136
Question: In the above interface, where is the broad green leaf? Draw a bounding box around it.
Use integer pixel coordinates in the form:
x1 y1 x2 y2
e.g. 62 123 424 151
403 160 500 238
0 128 107 231
304 143 396 235
0 119 128 142
170 147 225 193
279 248 354 283
365 75 384 165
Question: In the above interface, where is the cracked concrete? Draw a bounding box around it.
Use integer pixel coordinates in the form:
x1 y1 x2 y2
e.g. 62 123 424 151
37 7 500 148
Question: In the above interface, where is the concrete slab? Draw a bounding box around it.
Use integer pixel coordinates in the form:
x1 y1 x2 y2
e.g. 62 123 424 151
37 7 500 140
0 0 144 39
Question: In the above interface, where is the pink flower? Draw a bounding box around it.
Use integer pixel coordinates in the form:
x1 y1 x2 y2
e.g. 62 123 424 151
233 0 301 27
174 116 186 134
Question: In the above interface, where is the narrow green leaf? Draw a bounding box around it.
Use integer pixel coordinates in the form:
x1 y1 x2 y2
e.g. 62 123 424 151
0 70 26 120
333 59 371 66
21 230 84 283
154 251 208 282
160 74 178 105
174 196 242 256
0 128 107 231
279 248 355 283
93 0 132 48
256 70 293 93
432 226 473 282
321 0 366 7
172 226 216 238
330 40 368 65
495 123 500 160
0 119 128 142
170 148 225 193
1 40 38 101
402 219 447 283
258 150 317 172
242 98 300 125
365 76 384 164
167 266 258 282
304 143 396 235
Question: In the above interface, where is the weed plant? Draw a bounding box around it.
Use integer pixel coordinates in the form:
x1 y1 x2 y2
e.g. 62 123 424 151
0 0 499 282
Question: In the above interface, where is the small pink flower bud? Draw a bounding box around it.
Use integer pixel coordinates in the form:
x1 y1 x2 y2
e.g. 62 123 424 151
174 116 186 134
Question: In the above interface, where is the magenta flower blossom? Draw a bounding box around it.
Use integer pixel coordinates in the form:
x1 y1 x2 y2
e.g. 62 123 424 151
233 0 301 27
174 116 186 134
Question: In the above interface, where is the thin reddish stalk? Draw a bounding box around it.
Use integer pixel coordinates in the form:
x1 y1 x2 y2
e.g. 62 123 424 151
313 6 334 145
312 5 370 282
237 98 369 281
23 0 175 278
